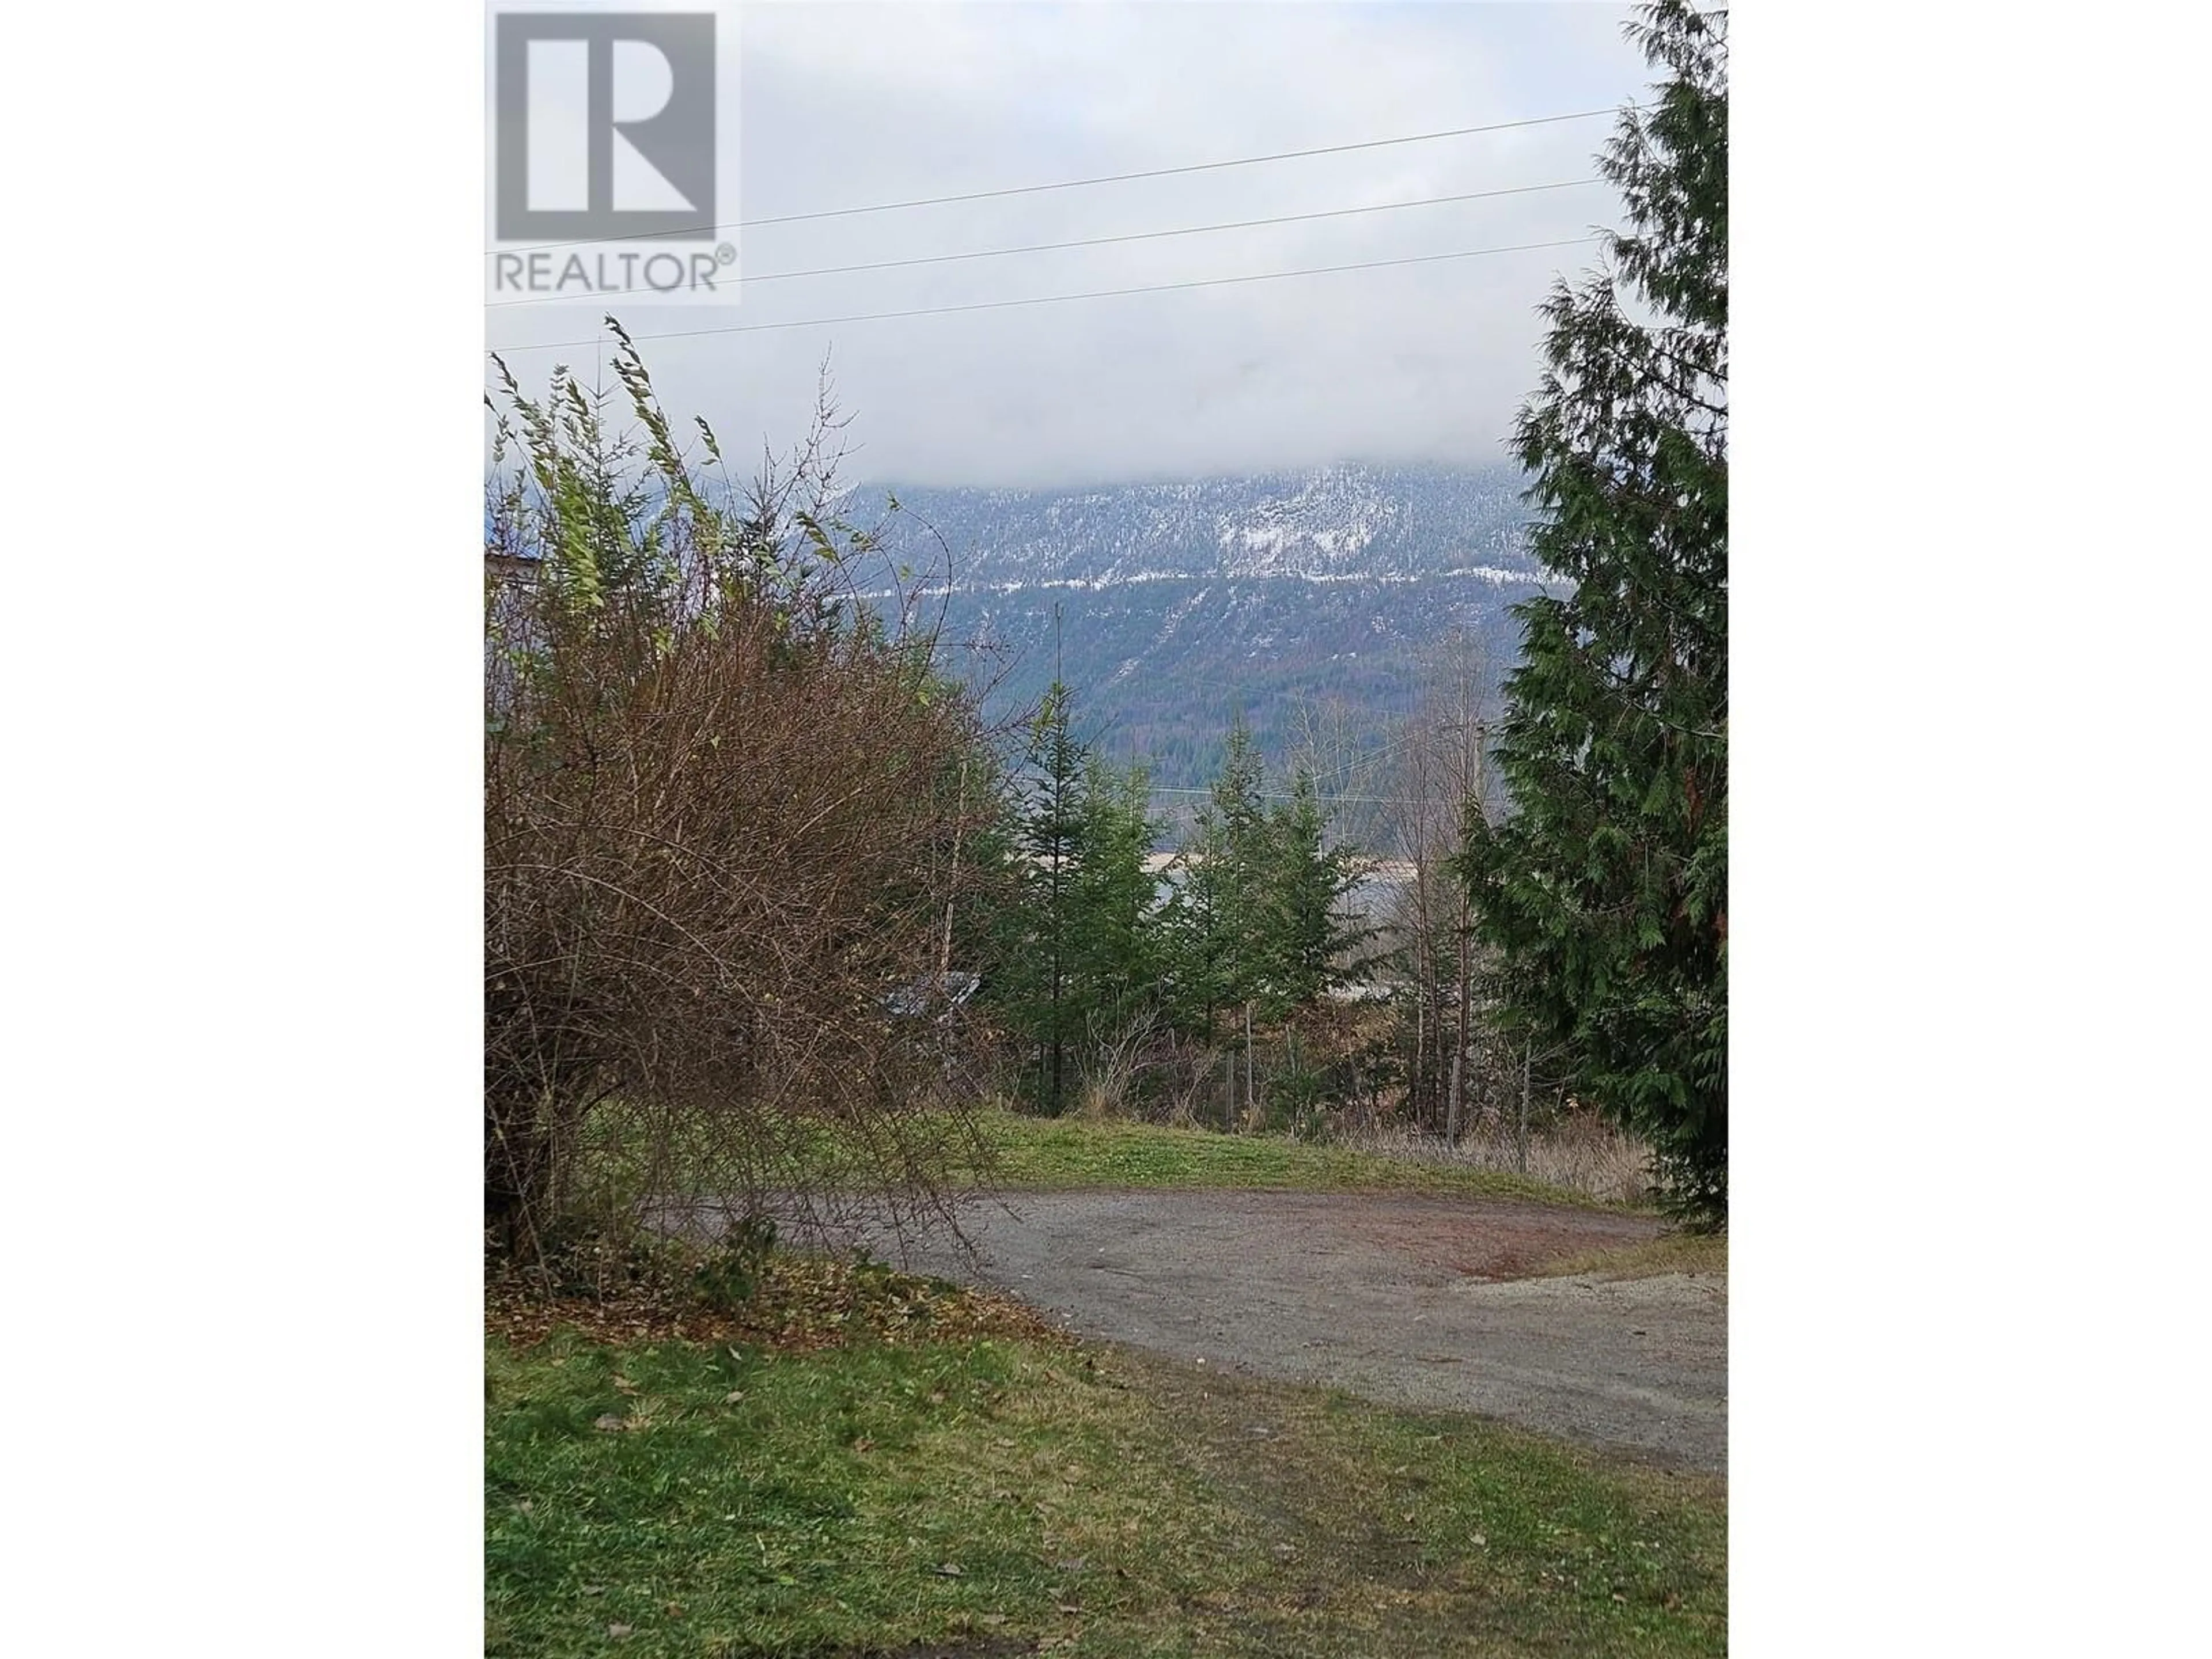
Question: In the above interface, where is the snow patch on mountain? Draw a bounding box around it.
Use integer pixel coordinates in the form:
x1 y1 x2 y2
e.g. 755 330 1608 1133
854 463 1542 589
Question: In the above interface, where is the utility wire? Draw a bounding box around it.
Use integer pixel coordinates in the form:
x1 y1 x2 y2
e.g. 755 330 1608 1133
486 105 1633 256
486 176 1604 310
1296 726 1429 787
487 234 1599 356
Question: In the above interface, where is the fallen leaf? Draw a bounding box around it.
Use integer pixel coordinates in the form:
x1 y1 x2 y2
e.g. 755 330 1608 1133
723 1389 746 1404
934 1563 963 1577
851 1437 875 1454
605 1624 632 1639
592 1414 627 1433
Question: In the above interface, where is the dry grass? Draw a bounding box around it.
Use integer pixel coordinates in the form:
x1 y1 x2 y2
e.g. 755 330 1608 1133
1540 1231 1728 1281
1331 1112 1658 1207
974 1110 1619 1208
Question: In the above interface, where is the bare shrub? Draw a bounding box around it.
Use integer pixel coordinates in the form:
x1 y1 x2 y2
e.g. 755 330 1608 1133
484 329 1009 1267
1149 1036 1214 1128
1074 1008 1161 1120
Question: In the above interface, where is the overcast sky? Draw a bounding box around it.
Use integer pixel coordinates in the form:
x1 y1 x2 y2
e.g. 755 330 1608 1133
485 1 1648 488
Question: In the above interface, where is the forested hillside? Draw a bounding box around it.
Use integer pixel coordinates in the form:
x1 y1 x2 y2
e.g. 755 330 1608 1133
849 464 1556 797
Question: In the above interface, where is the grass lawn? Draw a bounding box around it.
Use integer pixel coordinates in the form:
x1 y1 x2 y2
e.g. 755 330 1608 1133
964 1111 1627 1210
577 1105 1646 1220
487 1283 1725 1657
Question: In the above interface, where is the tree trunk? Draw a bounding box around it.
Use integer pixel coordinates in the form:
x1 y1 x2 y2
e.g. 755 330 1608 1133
1445 1043 1463 1147
1518 1041 1532 1176
1412 972 1427 1128
484 1088 552 1261
1243 1002 1255 1126
941 756 966 977
1452 918 1473 1142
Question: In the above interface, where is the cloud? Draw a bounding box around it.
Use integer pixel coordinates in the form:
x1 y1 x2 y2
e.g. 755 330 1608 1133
485 1 1646 487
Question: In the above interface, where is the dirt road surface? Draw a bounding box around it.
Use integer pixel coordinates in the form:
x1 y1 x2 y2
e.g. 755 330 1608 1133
787 1190 1726 1474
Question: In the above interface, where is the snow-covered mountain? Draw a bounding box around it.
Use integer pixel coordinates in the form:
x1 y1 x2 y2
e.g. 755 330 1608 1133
865 463 1540 588
850 464 1554 809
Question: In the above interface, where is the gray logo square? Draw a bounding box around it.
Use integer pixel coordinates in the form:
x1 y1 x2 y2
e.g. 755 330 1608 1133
494 12 716 243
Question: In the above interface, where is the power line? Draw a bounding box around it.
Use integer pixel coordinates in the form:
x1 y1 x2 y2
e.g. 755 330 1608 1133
486 233 1600 356
486 176 1605 311
1296 726 1429 787
486 105 1632 256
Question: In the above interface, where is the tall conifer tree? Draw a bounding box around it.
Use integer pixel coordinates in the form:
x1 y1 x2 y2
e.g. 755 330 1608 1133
1069 755 1163 1037
1166 720 1269 1031
1259 769 1365 1016
1461 2 1728 1222
1014 683 1088 1115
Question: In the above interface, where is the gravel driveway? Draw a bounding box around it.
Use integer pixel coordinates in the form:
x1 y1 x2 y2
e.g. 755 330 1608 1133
787 1189 1727 1474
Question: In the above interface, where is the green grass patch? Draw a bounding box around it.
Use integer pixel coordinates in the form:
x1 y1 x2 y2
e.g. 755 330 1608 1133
571 1103 1635 1215
488 1327 1725 1657
965 1110 1620 1209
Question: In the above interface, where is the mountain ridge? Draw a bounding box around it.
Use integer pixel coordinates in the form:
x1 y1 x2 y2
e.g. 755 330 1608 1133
845 462 1553 816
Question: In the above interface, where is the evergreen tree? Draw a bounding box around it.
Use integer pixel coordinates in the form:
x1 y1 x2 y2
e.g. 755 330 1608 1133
1011 683 1088 1115
1164 721 1269 1031
1067 754 1163 1038
1460 1 1729 1224
998 685 1166 1113
1164 732 1366 1035
1256 768 1366 1016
